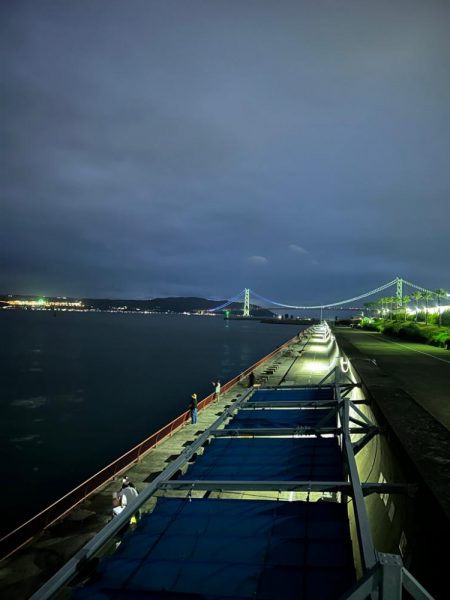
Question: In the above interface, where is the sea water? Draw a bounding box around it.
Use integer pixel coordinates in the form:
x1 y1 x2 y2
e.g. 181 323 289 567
0 310 302 534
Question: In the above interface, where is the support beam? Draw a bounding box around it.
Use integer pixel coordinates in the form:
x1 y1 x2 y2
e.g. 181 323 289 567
379 553 403 598
162 480 352 493
318 366 355 387
212 427 344 436
212 426 371 437
340 566 379 600
348 416 371 428
211 425 374 437
338 384 378 571
353 428 379 455
244 400 336 408
341 562 435 600
402 567 435 600
348 400 376 427
160 480 412 496
318 366 337 386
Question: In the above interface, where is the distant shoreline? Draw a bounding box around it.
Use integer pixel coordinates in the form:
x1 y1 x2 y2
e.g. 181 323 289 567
0 294 275 317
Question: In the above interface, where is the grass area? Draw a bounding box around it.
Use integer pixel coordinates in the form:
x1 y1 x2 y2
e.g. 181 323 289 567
360 318 450 349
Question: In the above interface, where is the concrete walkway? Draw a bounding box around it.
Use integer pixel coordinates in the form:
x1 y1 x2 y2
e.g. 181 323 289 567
333 327 450 430
334 326 450 520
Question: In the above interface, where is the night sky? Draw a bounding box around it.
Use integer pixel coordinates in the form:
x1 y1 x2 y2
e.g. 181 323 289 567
2 1 450 304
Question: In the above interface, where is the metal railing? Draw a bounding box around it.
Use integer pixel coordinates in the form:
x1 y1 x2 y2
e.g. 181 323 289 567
0 333 299 560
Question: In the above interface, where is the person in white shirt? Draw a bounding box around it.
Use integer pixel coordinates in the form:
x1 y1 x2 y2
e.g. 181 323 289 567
112 494 124 517
212 380 221 403
119 477 140 523
119 478 139 506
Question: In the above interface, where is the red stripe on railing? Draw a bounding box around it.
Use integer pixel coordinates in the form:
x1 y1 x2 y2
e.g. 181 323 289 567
0 332 300 559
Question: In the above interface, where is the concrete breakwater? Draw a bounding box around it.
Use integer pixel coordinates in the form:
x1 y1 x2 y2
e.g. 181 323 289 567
1 325 445 599
334 326 450 599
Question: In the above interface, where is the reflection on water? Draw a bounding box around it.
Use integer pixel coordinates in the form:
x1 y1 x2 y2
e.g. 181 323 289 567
10 434 41 444
10 396 48 409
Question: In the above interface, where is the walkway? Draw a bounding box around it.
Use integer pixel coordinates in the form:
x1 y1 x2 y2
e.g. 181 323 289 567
333 327 450 430
334 326 450 524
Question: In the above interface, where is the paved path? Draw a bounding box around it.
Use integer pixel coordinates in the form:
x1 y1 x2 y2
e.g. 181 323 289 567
333 328 450 431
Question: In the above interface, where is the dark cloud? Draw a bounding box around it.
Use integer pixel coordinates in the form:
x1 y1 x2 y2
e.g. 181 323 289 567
1 0 450 304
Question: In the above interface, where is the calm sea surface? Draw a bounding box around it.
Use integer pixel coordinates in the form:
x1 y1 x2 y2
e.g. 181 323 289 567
0 310 302 534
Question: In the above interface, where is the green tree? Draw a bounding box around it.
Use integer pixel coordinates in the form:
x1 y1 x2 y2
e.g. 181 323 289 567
387 296 397 319
364 301 377 316
412 291 423 322
378 297 388 318
402 294 411 321
434 289 448 327
376 298 383 317
423 291 434 324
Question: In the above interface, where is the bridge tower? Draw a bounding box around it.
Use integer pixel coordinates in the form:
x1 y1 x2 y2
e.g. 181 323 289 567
396 277 403 308
243 288 250 317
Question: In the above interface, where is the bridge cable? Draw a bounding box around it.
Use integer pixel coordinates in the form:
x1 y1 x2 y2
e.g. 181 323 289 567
402 279 434 294
207 290 246 312
207 278 437 313
248 279 398 310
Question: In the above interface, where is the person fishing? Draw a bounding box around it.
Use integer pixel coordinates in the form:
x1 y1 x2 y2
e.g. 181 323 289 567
212 379 221 403
189 393 198 424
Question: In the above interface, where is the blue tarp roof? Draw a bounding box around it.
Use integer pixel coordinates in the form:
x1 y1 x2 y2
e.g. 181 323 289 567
250 388 334 402
225 408 336 429
179 438 343 481
75 498 355 599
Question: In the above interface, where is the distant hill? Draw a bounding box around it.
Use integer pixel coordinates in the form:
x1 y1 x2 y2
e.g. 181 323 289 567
87 296 274 316
1 294 274 317
86 296 216 312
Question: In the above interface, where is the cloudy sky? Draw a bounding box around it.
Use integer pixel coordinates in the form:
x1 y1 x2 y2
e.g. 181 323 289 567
2 0 450 304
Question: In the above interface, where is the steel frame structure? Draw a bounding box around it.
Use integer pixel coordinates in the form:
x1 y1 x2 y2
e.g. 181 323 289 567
31 325 433 600
30 389 254 599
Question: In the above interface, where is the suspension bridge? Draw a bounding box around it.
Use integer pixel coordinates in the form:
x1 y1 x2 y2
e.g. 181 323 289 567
208 277 436 316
